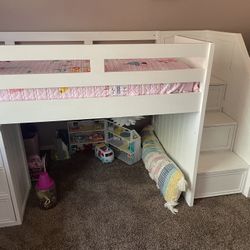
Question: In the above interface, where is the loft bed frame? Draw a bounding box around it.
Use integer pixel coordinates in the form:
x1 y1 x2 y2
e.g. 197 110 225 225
0 32 213 124
0 31 214 227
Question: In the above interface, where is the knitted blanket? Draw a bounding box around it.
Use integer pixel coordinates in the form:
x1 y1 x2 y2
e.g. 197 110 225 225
141 126 187 214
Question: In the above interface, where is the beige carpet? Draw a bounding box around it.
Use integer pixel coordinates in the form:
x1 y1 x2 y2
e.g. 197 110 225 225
0 152 250 250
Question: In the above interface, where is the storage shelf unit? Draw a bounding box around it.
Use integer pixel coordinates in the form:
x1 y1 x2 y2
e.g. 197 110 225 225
67 120 106 153
67 119 141 165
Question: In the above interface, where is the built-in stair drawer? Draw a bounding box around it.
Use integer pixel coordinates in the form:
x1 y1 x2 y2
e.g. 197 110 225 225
196 151 249 199
206 84 225 111
195 169 247 198
0 168 10 196
0 198 16 223
201 125 236 151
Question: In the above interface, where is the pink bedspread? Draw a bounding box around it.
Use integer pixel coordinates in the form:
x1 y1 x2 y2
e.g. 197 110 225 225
0 58 199 101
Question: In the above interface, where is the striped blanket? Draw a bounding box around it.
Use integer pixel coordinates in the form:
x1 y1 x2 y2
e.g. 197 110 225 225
141 126 187 214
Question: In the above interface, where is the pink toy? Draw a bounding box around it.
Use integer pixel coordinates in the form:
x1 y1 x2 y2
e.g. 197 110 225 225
27 154 44 181
36 172 55 191
35 156 57 209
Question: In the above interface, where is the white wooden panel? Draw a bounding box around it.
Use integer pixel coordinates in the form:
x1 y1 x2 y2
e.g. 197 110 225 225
153 113 202 206
152 37 214 206
0 150 3 167
198 151 249 173
206 85 226 111
204 111 236 127
191 31 250 198
206 32 235 80
218 33 250 197
0 198 16 223
223 38 250 164
0 169 10 196
0 124 31 224
243 170 250 198
174 36 213 69
0 43 208 60
195 170 247 198
0 31 158 44
160 30 208 44
0 93 201 124
0 40 209 90
0 68 204 89
201 125 236 151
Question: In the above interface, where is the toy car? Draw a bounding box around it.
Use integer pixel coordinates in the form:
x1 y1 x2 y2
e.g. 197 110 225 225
95 143 114 163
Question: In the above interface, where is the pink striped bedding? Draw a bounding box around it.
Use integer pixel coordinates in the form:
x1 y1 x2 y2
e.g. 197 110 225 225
0 58 199 102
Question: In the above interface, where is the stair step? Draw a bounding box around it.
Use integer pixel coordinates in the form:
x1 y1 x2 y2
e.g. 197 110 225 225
195 151 249 198
198 150 248 173
201 111 237 151
204 111 236 127
207 76 226 111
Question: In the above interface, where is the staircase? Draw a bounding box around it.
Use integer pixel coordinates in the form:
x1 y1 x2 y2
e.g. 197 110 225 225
195 76 249 198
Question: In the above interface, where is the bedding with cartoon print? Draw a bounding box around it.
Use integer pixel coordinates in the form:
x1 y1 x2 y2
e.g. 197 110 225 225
0 58 199 101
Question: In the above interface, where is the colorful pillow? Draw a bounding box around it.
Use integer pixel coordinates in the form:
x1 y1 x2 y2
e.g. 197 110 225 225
141 125 187 214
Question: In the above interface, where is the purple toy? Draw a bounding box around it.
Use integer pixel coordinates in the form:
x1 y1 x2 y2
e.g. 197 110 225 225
35 156 57 209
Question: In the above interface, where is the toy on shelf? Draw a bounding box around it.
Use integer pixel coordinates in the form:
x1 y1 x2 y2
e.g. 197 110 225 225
95 143 114 163
111 116 144 127
67 119 141 165
105 120 141 165
67 119 106 154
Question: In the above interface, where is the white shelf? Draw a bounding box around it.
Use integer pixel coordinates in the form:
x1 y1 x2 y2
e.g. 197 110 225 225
106 129 131 142
107 139 132 155
204 111 236 127
68 119 106 152
198 151 249 174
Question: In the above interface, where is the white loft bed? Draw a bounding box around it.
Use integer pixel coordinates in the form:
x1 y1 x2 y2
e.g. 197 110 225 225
0 31 214 227
0 32 213 124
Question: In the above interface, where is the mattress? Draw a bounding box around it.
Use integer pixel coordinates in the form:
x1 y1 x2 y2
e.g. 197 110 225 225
0 58 199 101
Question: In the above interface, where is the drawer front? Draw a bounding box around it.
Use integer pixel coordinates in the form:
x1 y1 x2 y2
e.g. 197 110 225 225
195 170 246 198
0 198 16 223
201 125 235 151
206 85 225 111
0 169 10 196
